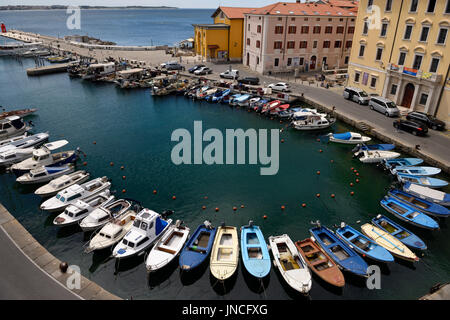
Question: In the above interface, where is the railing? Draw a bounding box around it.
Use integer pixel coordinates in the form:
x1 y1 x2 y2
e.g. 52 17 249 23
387 63 443 83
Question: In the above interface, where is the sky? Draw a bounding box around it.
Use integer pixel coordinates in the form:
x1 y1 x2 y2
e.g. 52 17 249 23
2 0 291 9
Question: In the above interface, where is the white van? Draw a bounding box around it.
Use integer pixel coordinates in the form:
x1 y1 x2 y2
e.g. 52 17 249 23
220 69 239 79
369 96 400 117
343 87 370 105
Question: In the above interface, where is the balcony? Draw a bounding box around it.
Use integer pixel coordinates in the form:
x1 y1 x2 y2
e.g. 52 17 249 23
387 63 443 83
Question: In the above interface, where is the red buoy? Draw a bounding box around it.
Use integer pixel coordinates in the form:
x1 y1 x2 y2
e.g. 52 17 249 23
331 194 335 198
316 193 321 198
317 171 321 175
281 205 286 210
241 205 245 208
172 196 176 200
110 162 114 166
215 207 219 212
202 205 206 210
233 206 237 211
122 189 126 193
350 191 355 196
83 161 87 166
122 176 126 180
153 190 157 194
263 215 267 219
302 203 306 208
350 183 354 187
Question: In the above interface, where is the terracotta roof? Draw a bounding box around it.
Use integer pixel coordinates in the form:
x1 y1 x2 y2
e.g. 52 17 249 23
211 6 255 19
245 2 356 17
326 0 359 9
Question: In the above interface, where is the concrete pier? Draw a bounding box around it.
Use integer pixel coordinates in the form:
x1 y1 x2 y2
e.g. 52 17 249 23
419 283 450 300
26 63 72 76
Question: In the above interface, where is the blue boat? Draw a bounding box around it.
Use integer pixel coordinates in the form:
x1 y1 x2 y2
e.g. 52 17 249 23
205 89 223 102
380 196 439 230
240 222 271 279
403 182 450 207
396 173 448 189
179 221 217 271
392 166 441 176
388 189 450 218
335 224 394 263
372 215 427 250
383 158 424 169
225 93 241 105
309 225 368 277
359 144 395 151
214 89 230 103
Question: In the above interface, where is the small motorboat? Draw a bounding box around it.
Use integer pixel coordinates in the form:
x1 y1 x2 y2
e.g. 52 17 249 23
112 208 172 259
146 220 190 272
396 173 448 189
354 150 400 163
179 221 217 271
199 88 217 100
16 164 75 184
40 176 111 213
310 225 368 277
403 182 450 207
269 234 312 294
79 199 133 232
0 132 49 154
335 223 394 263
382 158 423 170
268 104 290 116
292 113 336 131
247 97 261 108
371 215 427 251
0 116 31 140
0 108 37 120
380 196 439 230
240 221 271 279
210 225 239 281
361 223 419 262
291 108 327 120
213 89 230 103
53 191 114 227
261 100 281 114
232 94 251 107
35 170 90 197
47 56 70 63
278 107 302 119
194 86 209 99
205 89 223 102
0 148 35 167
328 132 371 144
391 166 441 176
353 144 395 151
0 133 29 148
224 93 240 104
295 238 345 288
252 99 268 112
388 189 449 218
86 208 137 252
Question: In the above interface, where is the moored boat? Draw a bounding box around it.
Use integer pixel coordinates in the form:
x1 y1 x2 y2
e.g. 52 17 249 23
396 173 448 189
388 189 449 218
0 132 48 154
403 182 450 207
210 225 239 281
0 116 30 140
354 150 400 163
240 221 271 279
79 199 133 232
391 166 441 176
16 164 75 185
354 144 395 151
291 113 336 131
327 132 371 144
0 108 37 120
35 170 90 197
382 158 423 170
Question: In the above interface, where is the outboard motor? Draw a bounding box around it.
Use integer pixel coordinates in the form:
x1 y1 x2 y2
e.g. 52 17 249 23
204 220 213 230
352 144 362 153
162 209 174 219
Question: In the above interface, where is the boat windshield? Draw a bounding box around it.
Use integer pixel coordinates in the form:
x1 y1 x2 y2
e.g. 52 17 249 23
133 220 141 228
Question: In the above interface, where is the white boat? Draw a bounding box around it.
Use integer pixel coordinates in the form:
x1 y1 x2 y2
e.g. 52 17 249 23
354 150 400 163
35 170 90 197
53 191 115 227
235 94 252 107
40 176 111 212
79 199 133 232
146 220 190 272
0 147 35 167
403 182 450 206
328 132 372 144
9 140 79 176
268 234 312 294
16 164 75 184
247 97 261 108
82 62 116 80
0 133 29 148
112 209 173 259
210 225 240 281
0 132 49 154
85 209 137 252
291 113 336 131
0 116 30 140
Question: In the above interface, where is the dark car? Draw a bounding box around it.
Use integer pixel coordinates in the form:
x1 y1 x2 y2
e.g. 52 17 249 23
406 111 445 131
166 63 184 71
238 77 260 85
188 64 205 73
393 119 428 136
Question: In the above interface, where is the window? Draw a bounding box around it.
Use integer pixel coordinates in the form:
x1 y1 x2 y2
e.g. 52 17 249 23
437 28 448 44
420 26 430 42
348 26 355 34
301 26 309 34
346 40 352 48
446 0 450 14
376 47 383 61
325 26 333 33
247 38 250 46
363 21 369 35
404 25 413 40
354 72 361 83
140 222 148 231
287 58 292 66
427 0 436 13
248 24 250 31
256 40 261 48
429 58 440 73
413 54 423 70
398 52 406 65
300 41 308 48
274 41 282 49
370 77 377 88
410 0 418 12
256 57 260 64
328 18 332 22
419 93 429 105
291 18 295 21
275 26 283 34
323 41 331 48
368 0 373 8
381 23 388 37
313 41 318 49
287 41 295 49
337 26 344 34
334 41 342 48
385 0 392 11
257 25 261 33
274 58 279 67
313 26 321 34
390 84 398 95
344 56 349 64
359 44 365 57
299 57 304 65
288 26 297 34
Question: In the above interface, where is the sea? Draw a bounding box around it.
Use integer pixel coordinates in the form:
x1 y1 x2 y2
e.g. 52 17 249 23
0 9 449 300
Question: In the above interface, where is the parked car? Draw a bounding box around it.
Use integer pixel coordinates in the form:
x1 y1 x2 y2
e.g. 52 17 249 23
194 67 212 75
188 64 205 73
393 119 428 136
166 63 184 71
160 61 178 68
369 96 400 117
406 111 445 131
343 87 370 105
238 77 260 85
220 70 239 79
268 82 290 92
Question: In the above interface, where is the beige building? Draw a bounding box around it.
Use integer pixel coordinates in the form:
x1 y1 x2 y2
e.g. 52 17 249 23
348 0 450 125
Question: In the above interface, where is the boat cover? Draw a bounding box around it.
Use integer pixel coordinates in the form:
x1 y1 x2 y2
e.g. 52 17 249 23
405 182 446 201
333 132 352 140
155 217 168 236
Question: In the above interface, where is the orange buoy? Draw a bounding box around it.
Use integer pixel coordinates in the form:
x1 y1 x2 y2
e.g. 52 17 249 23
281 205 285 210
240 205 244 208
215 207 219 212
351 167 354 171
350 191 355 196
122 176 126 180
263 215 268 219
110 162 114 166
350 183 354 187
353 170 358 173
331 194 335 198
153 190 157 194
233 206 237 211
83 161 87 166
202 206 206 210
316 193 321 198
302 203 306 208
330 160 334 163
172 196 176 200
120 166 124 170
281 139 285 143
319 149 323 153
317 171 321 175
122 189 126 193
93 141 96 145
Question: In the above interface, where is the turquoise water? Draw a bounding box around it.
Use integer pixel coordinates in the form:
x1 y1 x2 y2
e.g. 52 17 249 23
0 57 449 300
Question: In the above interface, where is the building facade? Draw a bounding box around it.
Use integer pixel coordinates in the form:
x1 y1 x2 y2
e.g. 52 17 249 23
243 1 357 74
348 0 449 125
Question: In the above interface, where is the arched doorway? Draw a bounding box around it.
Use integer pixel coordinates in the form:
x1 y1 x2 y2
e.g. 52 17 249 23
401 83 415 108
310 56 317 70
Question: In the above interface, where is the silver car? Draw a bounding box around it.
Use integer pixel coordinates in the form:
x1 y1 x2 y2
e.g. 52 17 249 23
343 87 370 105
369 96 400 117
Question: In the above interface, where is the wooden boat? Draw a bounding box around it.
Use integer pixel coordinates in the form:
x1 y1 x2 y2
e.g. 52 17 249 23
403 182 450 207
179 221 217 271
310 226 368 277
0 108 37 120
328 132 371 144
354 150 400 163
269 234 312 294
146 220 190 272
381 196 439 230
382 158 423 169
295 238 345 288
388 189 449 218
335 223 394 263
371 215 427 251
210 225 239 281
396 173 448 189
240 221 271 279
392 166 441 176
361 223 419 262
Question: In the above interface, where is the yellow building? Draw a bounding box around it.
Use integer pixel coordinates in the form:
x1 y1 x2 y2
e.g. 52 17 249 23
193 7 253 62
348 0 450 126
